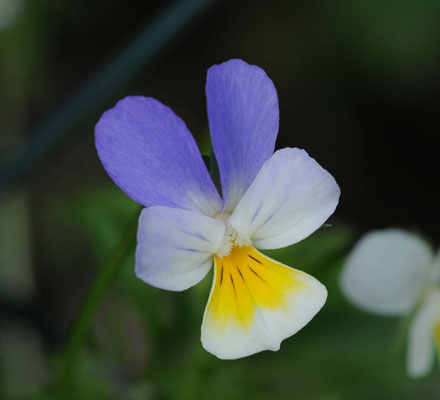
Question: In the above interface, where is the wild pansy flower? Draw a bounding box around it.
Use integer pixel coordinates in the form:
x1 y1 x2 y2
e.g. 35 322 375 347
341 229 440 377
95 59 340 359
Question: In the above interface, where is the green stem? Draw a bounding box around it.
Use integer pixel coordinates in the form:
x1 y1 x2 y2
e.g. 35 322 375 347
56 208 141 394
386 310 414 361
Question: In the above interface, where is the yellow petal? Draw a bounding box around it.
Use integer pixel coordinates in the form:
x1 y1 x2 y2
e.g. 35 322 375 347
435 320 440 360
201 245 327 359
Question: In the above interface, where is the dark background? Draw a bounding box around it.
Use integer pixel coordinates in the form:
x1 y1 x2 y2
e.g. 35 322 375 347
1 0 439 398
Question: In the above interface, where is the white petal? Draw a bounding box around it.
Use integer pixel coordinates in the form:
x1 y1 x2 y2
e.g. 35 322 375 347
135 206 225 291
340 229 434 316
432 248 440 283
228 148 340 250
407 290 440 378
201 246 327 359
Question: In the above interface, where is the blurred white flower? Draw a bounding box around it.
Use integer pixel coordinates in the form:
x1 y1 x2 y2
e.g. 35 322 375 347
340 229 440 378
0 0 23 30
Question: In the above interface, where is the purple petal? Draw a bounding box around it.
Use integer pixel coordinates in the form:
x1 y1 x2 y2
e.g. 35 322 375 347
206 59 279 211
95 96 222 216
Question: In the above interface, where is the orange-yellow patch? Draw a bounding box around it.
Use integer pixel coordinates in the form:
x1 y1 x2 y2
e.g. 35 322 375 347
434 320 440 359
205 245 307 332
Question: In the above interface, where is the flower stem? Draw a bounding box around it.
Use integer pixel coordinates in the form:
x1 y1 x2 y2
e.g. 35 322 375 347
386 310 414 361
56 207 141 394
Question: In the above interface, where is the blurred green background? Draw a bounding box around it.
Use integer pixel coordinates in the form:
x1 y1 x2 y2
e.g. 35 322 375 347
0 0 439 399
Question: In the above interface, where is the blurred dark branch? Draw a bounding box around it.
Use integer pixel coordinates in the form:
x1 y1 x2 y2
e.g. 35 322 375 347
0 0 220 192
0 294 62 347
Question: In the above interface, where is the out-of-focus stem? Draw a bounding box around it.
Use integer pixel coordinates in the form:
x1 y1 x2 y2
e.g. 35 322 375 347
56 207 141 395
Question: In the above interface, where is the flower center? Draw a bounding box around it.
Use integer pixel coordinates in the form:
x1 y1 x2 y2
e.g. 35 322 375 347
214 213 252 258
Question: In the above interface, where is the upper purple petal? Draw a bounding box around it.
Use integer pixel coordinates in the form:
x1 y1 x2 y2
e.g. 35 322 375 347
95 96 222 216
206 59 279 212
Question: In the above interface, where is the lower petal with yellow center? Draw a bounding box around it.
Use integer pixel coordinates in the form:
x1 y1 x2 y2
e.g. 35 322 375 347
201 245 327 359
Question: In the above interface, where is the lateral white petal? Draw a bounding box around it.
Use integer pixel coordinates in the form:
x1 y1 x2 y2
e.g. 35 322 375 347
135 206 225 291
340 229 433 316
407 290 440 378
228 148 340 250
